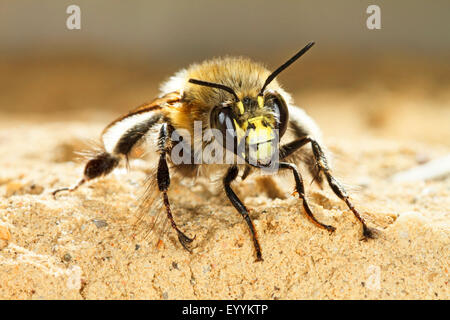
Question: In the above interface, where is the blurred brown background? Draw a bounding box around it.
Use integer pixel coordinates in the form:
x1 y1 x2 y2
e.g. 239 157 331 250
0 0 449 143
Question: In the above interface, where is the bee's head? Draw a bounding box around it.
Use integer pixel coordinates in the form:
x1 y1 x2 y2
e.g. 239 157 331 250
206 92 288 166
188 41 315 167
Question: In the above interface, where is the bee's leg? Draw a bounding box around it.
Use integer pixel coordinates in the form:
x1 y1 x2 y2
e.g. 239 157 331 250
278 162 335 232
157 123 195 252
241 165 252 181
280 137 377 240
52 152 119 198
288 108 325 186
53 110 163 198
223 166 263 262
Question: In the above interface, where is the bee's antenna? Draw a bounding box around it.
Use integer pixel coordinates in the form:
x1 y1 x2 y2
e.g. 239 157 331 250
188 79 240 101
259 41 315 96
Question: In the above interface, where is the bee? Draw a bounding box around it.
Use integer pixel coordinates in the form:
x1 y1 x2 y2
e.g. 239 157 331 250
53 42 376 261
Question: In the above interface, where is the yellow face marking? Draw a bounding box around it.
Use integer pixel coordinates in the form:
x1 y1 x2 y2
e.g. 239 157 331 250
247 117 275 145
233 115 276 161
247 117 275 161
236 101 245 114
257 95 264 109
254 141 273 162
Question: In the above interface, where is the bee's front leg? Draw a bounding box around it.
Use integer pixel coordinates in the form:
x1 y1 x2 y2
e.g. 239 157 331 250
278 162 336 233
157 123 195 252
223 166 263 262
280 137 378 240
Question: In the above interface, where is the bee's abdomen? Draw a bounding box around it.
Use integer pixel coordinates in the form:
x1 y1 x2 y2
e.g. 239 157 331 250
101 92 181 157
102 108 164 155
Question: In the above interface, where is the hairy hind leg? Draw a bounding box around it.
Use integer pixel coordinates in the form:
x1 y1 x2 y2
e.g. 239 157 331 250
52 152 119 198
53 106 163 198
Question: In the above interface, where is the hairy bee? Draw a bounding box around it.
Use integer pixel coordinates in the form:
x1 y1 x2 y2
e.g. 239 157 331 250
53 42 376 261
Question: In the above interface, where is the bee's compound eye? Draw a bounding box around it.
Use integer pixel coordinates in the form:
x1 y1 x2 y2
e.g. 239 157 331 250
210 106 238 150
264 93 289 138
212 107 235 131
217 110 232 128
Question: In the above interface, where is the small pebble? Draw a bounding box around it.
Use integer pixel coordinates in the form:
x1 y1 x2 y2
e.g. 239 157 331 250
5 181 24 197
415 153 430 165
398 231 409 239
0 225 11 241
5 181 44 197
63 253 72 262
26 183 44 195
0 240 8 250
92 219 108 228
202 265 211 273
357 177 372 188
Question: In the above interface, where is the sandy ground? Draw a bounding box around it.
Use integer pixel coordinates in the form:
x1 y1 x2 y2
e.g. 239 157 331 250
0 55 449 299
0 101 448 300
